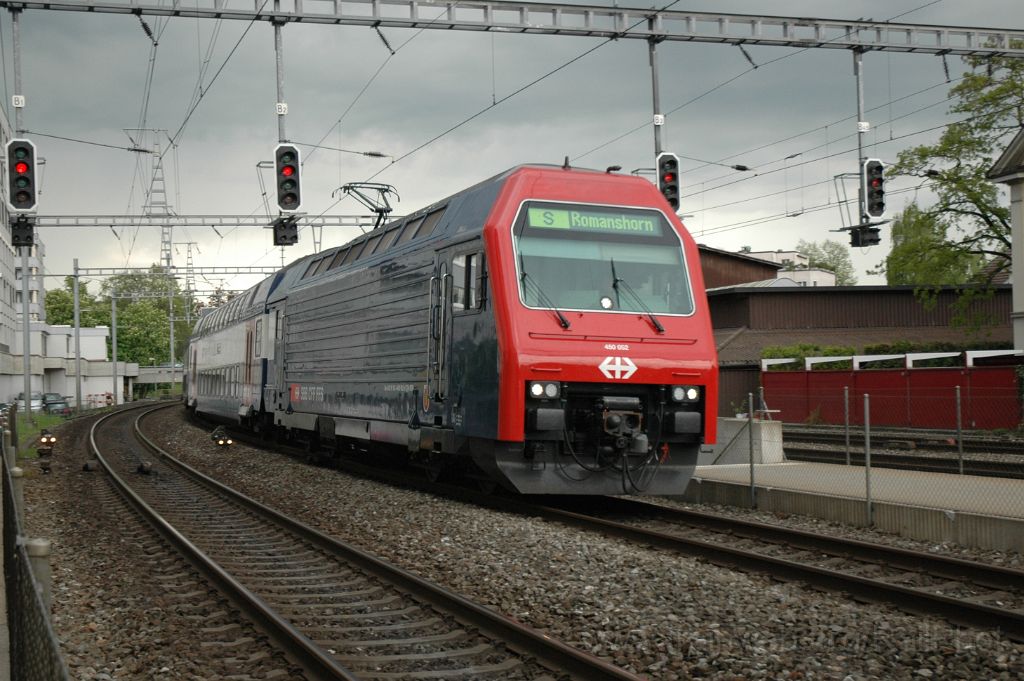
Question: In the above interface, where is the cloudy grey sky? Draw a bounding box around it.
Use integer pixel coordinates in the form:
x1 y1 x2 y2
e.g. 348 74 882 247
2 0 1022 294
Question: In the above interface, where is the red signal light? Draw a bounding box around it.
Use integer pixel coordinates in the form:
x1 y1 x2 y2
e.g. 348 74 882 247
281 165 295 177
662 172 676 183
14 161 28 174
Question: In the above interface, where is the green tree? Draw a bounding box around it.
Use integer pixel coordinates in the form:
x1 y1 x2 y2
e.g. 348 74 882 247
794 239 858 285
43 266 196 365
876 201 984 285
44 277 109 328
891 50 1022 281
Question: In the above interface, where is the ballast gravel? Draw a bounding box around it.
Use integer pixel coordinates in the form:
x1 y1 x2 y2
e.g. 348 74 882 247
21 407 1024 680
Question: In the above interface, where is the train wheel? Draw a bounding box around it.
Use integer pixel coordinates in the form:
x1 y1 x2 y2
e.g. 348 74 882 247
424 461 444 483
474 477 498 495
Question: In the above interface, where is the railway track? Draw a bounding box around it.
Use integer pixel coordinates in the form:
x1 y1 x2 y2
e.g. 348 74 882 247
783 445 1024 479
489 495 1024 642
96 404 642 680
783 424 1024 455
186 410 1024 642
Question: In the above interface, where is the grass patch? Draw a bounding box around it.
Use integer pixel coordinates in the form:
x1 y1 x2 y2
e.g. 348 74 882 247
13 412 67 457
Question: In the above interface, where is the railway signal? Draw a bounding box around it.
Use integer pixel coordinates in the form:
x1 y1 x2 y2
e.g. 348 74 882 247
272 215 298 246
656 152 680 211
7 138 37 212
10 215 35 248
862 158 886 219
274 143 302 212
850 225 880 247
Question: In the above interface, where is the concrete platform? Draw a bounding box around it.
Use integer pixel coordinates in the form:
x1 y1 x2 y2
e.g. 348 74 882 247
680 462 1024 552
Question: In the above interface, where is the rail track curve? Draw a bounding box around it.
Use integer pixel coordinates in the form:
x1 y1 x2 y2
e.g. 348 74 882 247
93 403 642 680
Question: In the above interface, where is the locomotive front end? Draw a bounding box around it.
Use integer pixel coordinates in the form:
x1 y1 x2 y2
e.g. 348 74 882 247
479 177 718 495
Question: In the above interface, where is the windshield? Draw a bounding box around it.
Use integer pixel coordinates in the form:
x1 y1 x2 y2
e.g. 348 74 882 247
513 201 694 315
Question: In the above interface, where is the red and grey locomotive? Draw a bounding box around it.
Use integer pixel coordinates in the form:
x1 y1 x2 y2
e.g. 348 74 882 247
186 164 718 494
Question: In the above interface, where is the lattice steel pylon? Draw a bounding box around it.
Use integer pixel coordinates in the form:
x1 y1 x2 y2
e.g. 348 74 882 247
174 241 199 323
141 137 175 271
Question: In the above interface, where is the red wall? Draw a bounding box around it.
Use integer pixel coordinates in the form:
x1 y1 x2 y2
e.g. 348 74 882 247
762 367 1021 430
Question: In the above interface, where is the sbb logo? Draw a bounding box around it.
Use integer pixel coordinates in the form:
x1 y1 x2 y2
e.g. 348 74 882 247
599 356 637 380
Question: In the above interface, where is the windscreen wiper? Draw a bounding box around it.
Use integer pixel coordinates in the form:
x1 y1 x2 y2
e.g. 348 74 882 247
520 267 571 330
611 259 665 334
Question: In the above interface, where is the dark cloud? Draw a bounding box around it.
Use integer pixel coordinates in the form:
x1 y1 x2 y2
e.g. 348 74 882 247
0 0 1019 288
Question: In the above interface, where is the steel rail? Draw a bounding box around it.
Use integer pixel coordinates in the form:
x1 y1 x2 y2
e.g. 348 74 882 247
783 445 1024 479
137 404 642 681
186 409 1024 640
89 404 360 681
783 425 1024 455
483 495 1024 641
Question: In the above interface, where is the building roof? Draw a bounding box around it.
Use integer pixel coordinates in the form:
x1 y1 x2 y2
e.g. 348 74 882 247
987 126 1024 183
708 284 1013 365
697 244 784 269
714 326 1014 365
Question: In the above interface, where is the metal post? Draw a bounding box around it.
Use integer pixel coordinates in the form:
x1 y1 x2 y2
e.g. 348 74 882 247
955 385 964 475
844 385 851 465
864 393 873 526
11 466 25 521
3 429 13 469
748 392 756 509
12 8 23 134
13 9 33 425
648 30 663 156
73 258 83 413
854 48 867 224
168 289 175 396
26 537 53 610
274 2 287 142
21 249 32 424
112 296 118 406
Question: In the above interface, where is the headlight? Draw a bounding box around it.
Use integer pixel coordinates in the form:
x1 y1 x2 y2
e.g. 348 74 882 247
528 382 560 399
226 439 233 445
671 385 701 403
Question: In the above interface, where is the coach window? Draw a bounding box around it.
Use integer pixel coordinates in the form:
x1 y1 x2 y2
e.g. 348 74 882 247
328 247 348 270
341 241 365 265
419 207 447 238
395 216 424 246
452 252 481 313
452 255 467 311
357 233 384 261
255 319 263 356
313 256 332 276
378 225 403 252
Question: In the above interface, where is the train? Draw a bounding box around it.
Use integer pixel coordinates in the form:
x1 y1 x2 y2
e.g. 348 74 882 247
185 164 718 494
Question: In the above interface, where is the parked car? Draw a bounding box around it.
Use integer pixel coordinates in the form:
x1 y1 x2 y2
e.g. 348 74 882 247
43 393 71 413
15 392 43 412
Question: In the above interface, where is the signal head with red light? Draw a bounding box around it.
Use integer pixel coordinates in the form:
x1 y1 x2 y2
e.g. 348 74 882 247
274 143 302 212
862 158 886 219
7 139 37 212
656 151 681 211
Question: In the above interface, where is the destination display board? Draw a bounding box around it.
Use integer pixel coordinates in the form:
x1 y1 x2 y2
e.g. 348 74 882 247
526 206 664 237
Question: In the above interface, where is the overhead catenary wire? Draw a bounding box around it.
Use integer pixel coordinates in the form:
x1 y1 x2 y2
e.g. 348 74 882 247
686 102 1023 233
681 90 961 203
572 0 953 165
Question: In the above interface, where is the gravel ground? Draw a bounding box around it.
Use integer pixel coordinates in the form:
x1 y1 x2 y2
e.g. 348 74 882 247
19 407 1024 680
19 412 303 680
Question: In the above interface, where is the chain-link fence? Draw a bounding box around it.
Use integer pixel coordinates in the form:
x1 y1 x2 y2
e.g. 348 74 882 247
3 427 71 681
694 379 1024 534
